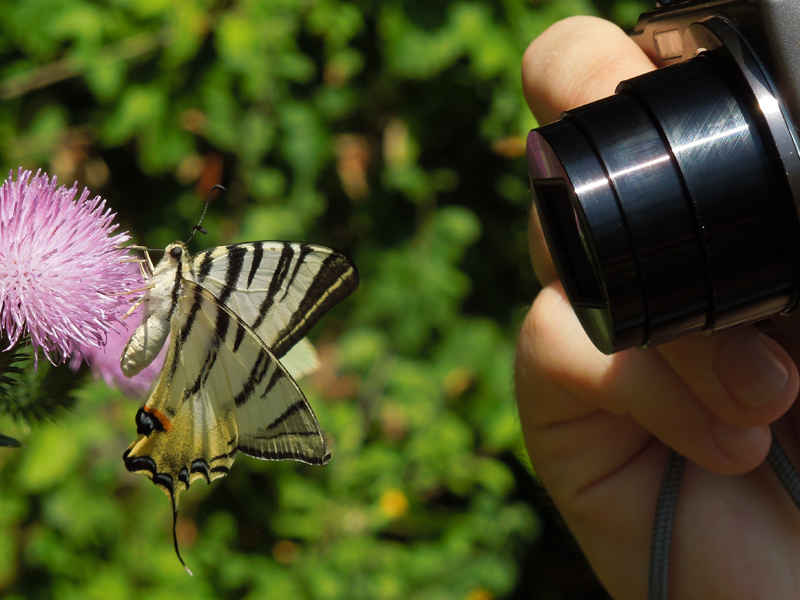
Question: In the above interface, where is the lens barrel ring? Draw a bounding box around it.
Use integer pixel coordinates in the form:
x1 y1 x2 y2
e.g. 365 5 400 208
683 17 800 227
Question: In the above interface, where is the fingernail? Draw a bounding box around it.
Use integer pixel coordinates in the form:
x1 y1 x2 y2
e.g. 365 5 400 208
712 421 770 463
716 330 790 408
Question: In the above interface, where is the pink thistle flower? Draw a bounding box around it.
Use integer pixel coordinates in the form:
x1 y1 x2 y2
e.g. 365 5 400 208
70 301 167 398
0 169 139 365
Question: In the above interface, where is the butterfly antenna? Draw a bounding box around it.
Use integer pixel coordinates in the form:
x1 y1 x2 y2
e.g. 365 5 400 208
169 491 193 576
187 184 226 244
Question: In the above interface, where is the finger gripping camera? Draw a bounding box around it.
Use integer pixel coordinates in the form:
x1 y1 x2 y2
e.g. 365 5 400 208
527 0 800 354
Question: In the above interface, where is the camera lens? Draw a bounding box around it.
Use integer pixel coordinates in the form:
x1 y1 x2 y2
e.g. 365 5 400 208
533 177 604 309
528 37 800 354
573 204 593 268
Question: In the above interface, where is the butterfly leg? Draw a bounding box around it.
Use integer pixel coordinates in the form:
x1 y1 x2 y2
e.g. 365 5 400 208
125 244 157 273
112 284 156 296
123 297 148 319
121 256 153 281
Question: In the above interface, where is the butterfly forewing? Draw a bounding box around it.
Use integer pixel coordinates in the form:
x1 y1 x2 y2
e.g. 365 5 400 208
189 241 359 359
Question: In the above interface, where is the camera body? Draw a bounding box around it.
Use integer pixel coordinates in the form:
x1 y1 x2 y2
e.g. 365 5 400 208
633 1 800 119
527 0 800 354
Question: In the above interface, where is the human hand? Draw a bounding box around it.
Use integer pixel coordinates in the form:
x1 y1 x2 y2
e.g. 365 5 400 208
515 16 800 600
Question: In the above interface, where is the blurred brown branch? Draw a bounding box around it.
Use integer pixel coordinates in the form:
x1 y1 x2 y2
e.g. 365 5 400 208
0 30 167 100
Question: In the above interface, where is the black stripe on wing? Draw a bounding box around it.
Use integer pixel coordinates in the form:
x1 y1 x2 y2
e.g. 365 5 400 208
232 322 246 353
168 257 183 321
265 400 305 430
250 242 294 334
178 284 237 401
239 444 331 465
270 252 359 358
261 367 283 400
190 459 211 484
179 283 204 344
247 241 264 288
209 448 239 462
122 449 180 497
219 244 247 304
233 348 274 407
196 249 214 282
279 243 313 301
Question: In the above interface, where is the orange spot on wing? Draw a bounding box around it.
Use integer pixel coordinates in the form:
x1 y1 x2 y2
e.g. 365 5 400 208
143 406 173 432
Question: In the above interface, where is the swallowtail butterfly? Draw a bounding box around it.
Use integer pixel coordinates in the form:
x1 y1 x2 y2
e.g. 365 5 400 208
121 233 358 573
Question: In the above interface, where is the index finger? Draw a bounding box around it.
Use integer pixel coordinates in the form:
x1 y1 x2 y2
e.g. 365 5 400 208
522 16 656 284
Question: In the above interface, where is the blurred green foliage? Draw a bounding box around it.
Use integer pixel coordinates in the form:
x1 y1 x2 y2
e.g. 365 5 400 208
0 0 650 598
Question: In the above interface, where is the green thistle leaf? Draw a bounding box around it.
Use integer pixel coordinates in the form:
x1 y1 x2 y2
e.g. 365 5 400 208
0 336 27 404
0 432 22 447
0 336 81 424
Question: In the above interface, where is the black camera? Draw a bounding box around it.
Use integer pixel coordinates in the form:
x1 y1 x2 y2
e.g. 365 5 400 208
527 0 800 354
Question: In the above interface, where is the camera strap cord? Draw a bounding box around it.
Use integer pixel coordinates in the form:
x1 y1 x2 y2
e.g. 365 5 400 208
648 437 800 599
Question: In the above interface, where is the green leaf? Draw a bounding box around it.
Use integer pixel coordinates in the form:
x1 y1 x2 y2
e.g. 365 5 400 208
17 426 84 492
0 433 22 447
102 85 165 145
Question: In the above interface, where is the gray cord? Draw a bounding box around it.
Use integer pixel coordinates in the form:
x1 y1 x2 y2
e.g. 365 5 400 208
766 435 800 510
647 436 800 600
647 450 686 600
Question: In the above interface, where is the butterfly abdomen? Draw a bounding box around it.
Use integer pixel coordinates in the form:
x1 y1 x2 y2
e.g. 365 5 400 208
121 243 189 377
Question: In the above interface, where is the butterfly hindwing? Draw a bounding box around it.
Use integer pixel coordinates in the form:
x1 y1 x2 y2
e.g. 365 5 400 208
235 364 330 465
123 280 240 573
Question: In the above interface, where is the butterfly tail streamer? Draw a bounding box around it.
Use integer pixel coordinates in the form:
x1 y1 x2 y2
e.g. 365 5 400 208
123 441 195 576
170 490 193 576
